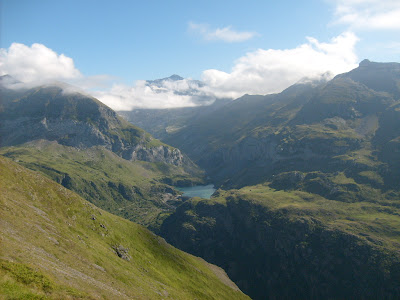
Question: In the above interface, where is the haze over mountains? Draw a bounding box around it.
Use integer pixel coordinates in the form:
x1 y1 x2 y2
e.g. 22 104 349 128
2 60 400 299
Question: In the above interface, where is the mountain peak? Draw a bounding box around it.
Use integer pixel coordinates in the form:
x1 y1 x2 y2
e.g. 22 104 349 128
0 83 192 167
146 74 185 86
168 74 184 81
0 74 21 85
359 59 371 66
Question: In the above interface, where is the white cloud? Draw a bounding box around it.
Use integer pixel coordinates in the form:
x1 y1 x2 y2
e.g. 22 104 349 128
188 22 257 43
0 33 359 111
0 43 82 83
93 78 214 111
200 32 359 98
332 0 400 29
0 42 214 110
0 43 117 96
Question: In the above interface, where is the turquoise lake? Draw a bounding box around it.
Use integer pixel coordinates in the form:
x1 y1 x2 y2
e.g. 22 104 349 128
177 184 216 199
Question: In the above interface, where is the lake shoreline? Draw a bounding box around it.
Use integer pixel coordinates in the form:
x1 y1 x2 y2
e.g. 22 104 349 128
176 184 216 199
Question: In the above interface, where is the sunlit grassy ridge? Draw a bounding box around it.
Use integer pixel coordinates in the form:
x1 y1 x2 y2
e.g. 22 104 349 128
233 185 400 247
186 184 400 249
0 140 204 228
0 156 249 299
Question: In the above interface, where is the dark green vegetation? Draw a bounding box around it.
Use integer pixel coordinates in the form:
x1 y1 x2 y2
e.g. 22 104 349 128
0 156 249 299
161 186 400 299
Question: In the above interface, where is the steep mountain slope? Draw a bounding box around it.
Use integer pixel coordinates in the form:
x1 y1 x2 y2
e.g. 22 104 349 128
0 156 249 299
161 186 400 299
0 82 196 169
163 61 400 190
337 59 400 98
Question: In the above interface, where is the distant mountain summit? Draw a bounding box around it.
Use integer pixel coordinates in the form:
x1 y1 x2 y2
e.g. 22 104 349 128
337 59 400 98
144 74 207 97
118 74 218 131
147 74 184 85
0 74 21 85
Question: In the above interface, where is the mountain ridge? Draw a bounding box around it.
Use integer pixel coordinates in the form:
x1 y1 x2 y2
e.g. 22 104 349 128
0 81 197 169
159 60 400 189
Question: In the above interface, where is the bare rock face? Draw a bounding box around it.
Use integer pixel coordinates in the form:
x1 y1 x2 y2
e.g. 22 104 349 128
123 145 185 166
112 245 131 261
0 84 187 167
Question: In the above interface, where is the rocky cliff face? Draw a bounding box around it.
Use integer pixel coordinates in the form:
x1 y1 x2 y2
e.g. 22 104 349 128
0 83 188 167
160 194 400 300
122 144 184 165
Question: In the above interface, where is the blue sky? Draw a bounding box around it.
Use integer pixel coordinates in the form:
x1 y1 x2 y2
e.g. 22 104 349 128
1 0 400 109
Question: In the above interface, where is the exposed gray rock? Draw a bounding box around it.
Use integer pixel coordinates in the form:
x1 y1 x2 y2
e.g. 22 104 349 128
112 245 131 261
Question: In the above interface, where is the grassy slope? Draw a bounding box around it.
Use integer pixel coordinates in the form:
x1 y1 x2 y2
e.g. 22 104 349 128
0 156 248 300
0 140 204 228
230 185 400 248
172 183 400 255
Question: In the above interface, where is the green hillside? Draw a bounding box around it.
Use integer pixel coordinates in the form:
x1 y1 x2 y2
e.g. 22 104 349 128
0 140 204 229
0 156 249 299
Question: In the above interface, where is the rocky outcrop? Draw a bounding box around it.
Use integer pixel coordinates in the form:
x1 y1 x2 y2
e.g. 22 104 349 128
122 145 185 166
112 245 131 261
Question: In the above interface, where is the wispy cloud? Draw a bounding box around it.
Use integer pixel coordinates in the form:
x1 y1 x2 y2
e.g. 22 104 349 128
188 22 257 43
332 0 400 30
